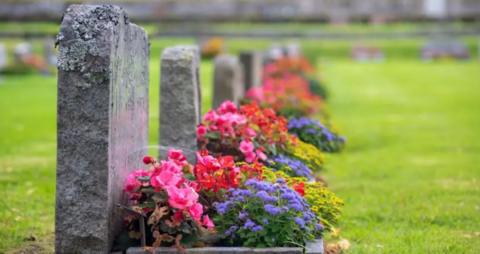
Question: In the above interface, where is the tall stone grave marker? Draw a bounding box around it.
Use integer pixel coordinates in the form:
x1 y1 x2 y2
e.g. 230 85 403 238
239 51 262 91
213 54 244 108
159 46 201 162
0 43 7 71
56 5 149 253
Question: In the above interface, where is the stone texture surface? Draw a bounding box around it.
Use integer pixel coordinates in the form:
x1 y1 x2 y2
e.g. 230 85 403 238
127 247 301 254
305 239 324 254
159 46 201 162
126 239 323 254
56 4 149 254
213 54 244 108
239 51 262 91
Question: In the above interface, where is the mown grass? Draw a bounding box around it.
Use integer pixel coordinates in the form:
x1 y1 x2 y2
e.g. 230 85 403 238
323 60 480 253
0 37 479 253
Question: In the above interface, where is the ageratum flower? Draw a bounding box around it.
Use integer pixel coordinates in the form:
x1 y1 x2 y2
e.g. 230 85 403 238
288 117 346 153
271 154 314 180
213 179 322 248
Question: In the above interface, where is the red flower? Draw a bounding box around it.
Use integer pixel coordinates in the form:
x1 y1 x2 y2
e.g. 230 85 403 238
292 182 305 196
143 156 155 165
194 152 240 192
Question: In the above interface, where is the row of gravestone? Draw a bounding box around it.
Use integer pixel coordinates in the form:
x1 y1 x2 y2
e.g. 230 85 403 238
55 4 276 254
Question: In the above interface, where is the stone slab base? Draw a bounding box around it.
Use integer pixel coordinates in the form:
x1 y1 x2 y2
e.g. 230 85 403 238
126 239 323 254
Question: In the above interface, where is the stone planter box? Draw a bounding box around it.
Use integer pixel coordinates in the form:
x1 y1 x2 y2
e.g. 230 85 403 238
126 239 323 254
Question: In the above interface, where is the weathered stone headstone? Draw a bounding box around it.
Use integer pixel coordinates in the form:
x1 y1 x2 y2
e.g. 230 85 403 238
213 54 244 108
286 42 301 58
56 4 149 253
0 43 7 70
43 37 57 66
239 51 262 91
159 46 201 162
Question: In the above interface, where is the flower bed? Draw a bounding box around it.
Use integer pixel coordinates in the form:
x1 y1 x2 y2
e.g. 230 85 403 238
117 53 346 253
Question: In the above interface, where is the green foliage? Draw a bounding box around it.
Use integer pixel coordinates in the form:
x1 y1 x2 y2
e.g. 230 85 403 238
307 77 329 100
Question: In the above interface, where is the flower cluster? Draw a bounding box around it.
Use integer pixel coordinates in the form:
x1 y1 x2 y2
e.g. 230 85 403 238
213 179 322 248
285 139 325 173
288 117 345 153
262 168 344 232
123 150 214 248
194 151 240 193
121 51 346 251
198 101 293 162
263 56 315 77
269 154 314 180
247 73 323 118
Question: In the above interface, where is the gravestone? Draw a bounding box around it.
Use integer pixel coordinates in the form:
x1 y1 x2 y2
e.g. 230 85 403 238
159 46 201 162
285 43 301 58
239 51 262 91
213 54 244 108
0 43 7 70
43 37 57 66
56 4 149 253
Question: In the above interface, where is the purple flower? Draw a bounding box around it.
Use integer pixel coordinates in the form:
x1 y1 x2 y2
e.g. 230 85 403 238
215 201 231 215
289 202 304 212
272 155 314 180
294 217 306 228
239 211 248 220
225 225 239 236
245 179 275 192
264 204 281 215
243 219 256 229
281 191 296 201
252 225 263 232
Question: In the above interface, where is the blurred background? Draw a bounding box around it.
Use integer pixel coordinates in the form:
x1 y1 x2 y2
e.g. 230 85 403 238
0 1 479 253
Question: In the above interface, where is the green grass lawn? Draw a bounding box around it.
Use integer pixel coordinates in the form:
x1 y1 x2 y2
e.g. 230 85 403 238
323 60 480 253
1 52 479 252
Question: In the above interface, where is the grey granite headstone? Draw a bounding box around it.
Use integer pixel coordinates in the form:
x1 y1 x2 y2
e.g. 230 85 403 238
159 46 201 162
56 4 149 253
0 43 7 70
239 51 262 91
213 54 244 108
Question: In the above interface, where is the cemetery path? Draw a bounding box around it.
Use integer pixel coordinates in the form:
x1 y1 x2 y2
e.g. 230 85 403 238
322 60 480 253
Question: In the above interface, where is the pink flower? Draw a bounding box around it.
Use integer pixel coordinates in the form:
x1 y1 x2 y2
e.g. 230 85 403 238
168 149 187 166
246 87 264 102
124 169 149 192
197 124 207 139
203 110 218 122
160 160 182 174
167 186 199 210
239 140 257 162
239 140 254 154
187 203 203 222
244 152 256 163
202 215 215 229
218 101 238 114
245 127 257 138
255 149 267 161
151 168 181 190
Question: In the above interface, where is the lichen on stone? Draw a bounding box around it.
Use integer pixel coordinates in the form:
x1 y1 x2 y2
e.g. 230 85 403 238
56 5 129 86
